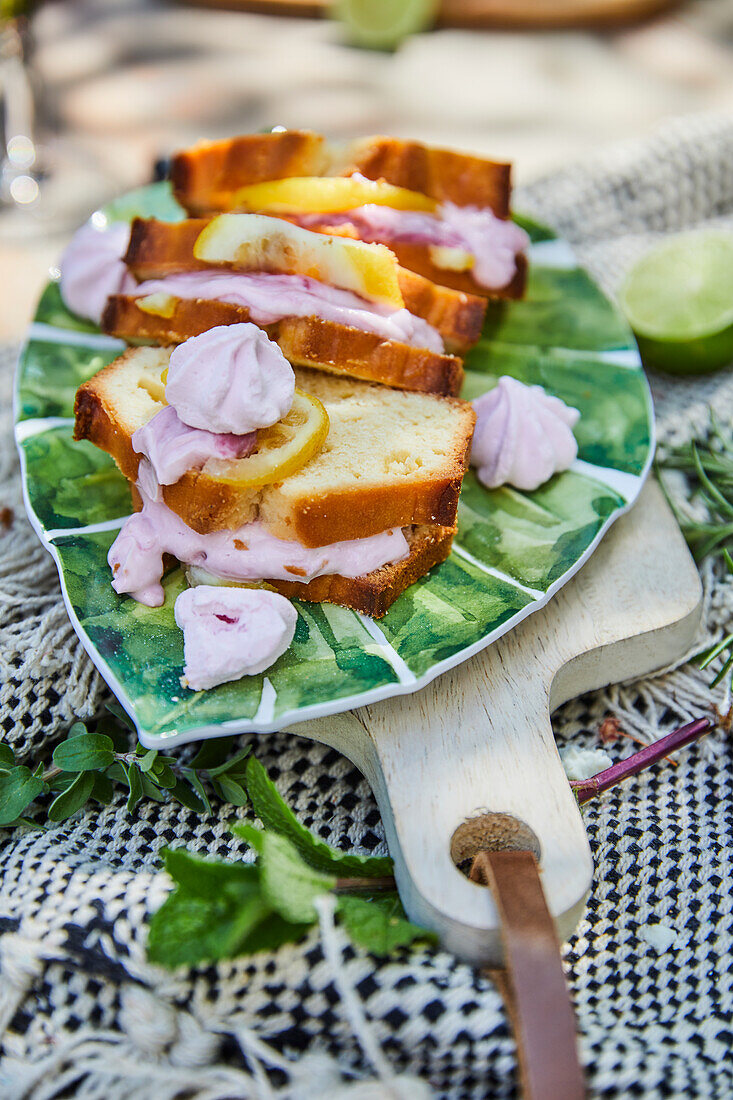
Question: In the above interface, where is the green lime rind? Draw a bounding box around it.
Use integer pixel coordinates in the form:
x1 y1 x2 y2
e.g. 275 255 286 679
620 229 733 374
633 325 733 376
331 0 439 49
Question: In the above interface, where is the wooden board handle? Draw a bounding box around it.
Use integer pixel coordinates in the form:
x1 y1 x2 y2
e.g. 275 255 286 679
296 662 592 966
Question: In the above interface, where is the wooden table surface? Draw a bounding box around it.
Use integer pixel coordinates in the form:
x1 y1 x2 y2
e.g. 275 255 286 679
3 0 733 342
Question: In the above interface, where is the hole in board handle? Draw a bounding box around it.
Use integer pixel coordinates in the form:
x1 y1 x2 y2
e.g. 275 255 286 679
451 813 541 880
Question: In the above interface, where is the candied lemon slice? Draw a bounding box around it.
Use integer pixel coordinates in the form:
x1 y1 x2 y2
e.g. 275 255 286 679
194 213 404 309
202 389 329 486
230 175 437 215
136 292 177 318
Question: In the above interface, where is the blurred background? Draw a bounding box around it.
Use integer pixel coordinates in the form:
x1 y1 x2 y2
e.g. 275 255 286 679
2 0 733 340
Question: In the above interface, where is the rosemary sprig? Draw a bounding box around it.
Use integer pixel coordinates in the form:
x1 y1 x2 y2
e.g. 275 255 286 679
658 417 733 709
657 415 733 561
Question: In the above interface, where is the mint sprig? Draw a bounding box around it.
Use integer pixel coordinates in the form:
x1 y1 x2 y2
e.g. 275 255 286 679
244 755 393 877
147 758 434 968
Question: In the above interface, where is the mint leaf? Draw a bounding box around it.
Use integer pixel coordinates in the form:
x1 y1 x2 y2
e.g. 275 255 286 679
147 886 270 968
237 825 335 924
52 733 116 772
163 847 257 899
68 721 88 738
48 771 95 822
244 757 393 877
0 768 46 825
237 913 311 955
337 893 435 955
0 744 15 771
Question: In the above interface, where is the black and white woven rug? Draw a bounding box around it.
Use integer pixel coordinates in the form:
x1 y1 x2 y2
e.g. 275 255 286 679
1 113 732 1099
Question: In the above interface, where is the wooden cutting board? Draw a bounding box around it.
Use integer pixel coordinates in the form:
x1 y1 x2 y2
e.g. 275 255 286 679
287 479 702 966
186 0 673 29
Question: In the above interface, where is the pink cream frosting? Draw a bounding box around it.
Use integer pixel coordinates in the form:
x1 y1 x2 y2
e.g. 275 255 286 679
165 323 295 435
298 202 529 291
133 270 444 352
174 585 298 689
471 377 580 491
108 488 410 607
131 405 256 488
59 218 136 323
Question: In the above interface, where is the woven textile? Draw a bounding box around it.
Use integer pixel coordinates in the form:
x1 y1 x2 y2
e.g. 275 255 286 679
1 112 733 1099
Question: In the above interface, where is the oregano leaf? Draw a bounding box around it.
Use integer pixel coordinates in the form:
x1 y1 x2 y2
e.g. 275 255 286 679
150 761 176 790
190 737 236 770
207 746 251 778
137 749 157 774
127 763 143 812
105 698 135 731
91 773 114 805
244 757 393 877
140 773 166 802
215 775 249 806
178 769 212 816
169 777 207 815
52 733 116 772
0 768 46 826
48 771 95 822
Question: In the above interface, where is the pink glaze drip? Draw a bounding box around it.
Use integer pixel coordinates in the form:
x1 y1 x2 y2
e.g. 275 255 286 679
131 405 256 487
108 487 410 607
165 323 295 435
174 585 298 689
471 376 580 491
297 202 529 290
59 219 136 323
133 270 443 352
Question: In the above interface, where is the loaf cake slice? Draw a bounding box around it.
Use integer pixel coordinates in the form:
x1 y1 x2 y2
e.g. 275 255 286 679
169 520 454 619
120 217 487 354
102 295 464 397
171 131 511 217
74 346 475 546
167 131 526 300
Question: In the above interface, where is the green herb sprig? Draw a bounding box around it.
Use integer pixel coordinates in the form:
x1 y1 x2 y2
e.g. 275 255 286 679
0 706 252 828
0 722 432 961
658 416 733 562
658 417 733 710
147 757 434 966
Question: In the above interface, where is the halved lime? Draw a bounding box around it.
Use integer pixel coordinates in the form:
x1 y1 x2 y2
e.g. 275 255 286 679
331 0 440 50
619 230 733 375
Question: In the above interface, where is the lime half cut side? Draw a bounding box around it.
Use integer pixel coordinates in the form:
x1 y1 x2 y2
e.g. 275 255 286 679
332 0 440 50
620 229 733 375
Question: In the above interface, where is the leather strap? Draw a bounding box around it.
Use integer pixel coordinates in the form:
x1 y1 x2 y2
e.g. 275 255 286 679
470 850 586 1100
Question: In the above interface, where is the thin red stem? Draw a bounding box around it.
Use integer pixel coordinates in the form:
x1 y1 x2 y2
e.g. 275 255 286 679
570 717 715 805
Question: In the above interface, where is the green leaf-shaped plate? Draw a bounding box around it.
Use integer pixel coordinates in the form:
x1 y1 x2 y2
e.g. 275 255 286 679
16 185 653 748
